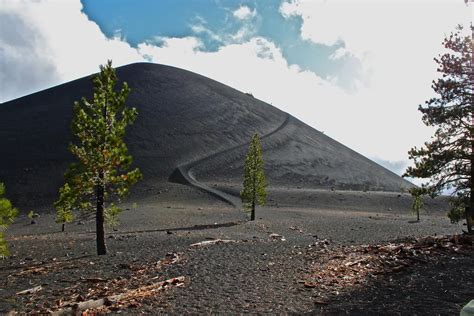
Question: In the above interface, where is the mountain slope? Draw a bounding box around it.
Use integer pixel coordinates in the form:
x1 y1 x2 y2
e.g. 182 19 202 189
0 63 412 207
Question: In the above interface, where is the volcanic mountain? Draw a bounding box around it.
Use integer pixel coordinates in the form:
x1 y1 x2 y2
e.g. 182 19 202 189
0 63 412 207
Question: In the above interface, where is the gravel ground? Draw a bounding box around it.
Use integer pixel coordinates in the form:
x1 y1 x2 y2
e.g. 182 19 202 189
1 186 470 314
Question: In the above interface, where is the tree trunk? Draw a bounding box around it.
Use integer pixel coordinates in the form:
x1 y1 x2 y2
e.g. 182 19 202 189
96 171 107 255
61 223 65 232
469 158 473 233
417 210 420 222
96 90 108 254
251 201 255 221
251 158 257 221
466 207 472 234
469 26 474 234
469 114 473 232
470 127 473 232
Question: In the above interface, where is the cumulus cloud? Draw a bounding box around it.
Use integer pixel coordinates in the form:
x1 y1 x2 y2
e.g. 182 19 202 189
233 6 256 20
0 0 144 102
190 23 222 42
280 0 471 56
190 11 257 46
278 0 471 165
0 11 58 102
280 0 472 92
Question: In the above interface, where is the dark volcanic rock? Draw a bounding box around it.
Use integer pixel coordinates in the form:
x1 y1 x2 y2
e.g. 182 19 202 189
0 63 412 207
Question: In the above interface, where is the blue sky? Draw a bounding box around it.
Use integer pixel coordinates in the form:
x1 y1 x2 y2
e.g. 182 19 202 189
81 0 359 90
0 0 471 180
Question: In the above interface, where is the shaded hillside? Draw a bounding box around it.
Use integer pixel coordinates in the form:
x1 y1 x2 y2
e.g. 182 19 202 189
0 63 412 207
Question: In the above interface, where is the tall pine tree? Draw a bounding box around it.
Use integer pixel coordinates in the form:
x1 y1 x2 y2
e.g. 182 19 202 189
241 134 267 221
0 182 18 257
404 25 473 233
56 60 142 255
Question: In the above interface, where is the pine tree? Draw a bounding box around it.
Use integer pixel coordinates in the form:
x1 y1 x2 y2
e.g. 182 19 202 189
55 60 142 255
404 25 473 233
241 134 267 221
54 183 74 232
0 182 18 257
409 187 425 222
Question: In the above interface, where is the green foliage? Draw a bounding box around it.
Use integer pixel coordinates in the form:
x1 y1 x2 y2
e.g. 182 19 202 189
403 25 473 231
55 60 142 249
446 195 469 224
241 134 267 220
409 187 426 221
104 203 121 229
0 232 8 258
27 210 33 220
0 182 18 257
447 203 465 224
54 183 74 226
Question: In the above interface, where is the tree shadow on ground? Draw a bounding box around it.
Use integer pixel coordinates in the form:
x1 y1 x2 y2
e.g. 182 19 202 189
113 221 244 235
310 254 473 315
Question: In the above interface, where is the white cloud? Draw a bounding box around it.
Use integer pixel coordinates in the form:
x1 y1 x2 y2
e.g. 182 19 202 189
139 36 204 62
230 24 257 42
233 6 256 20
280 0 471 56
191 24 207 34
190 14 256 45
329 47 349 60
0 0 144 102
190 24 222 42
0 8 59 102
278 0 472 167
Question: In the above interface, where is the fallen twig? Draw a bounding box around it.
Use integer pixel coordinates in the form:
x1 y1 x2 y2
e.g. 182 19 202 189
16 285 42 295
190 239 236 247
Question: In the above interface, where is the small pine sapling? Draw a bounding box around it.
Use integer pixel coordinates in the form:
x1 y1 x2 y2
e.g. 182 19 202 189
241 134 267 221
54 183 75 231
409 187 426 222
0 182 18 257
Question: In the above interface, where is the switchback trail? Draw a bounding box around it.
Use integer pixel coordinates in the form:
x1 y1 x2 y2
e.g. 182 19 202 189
169 114 291 209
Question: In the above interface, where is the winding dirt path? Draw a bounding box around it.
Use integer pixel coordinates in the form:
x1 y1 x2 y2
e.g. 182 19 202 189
170 114 291 209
